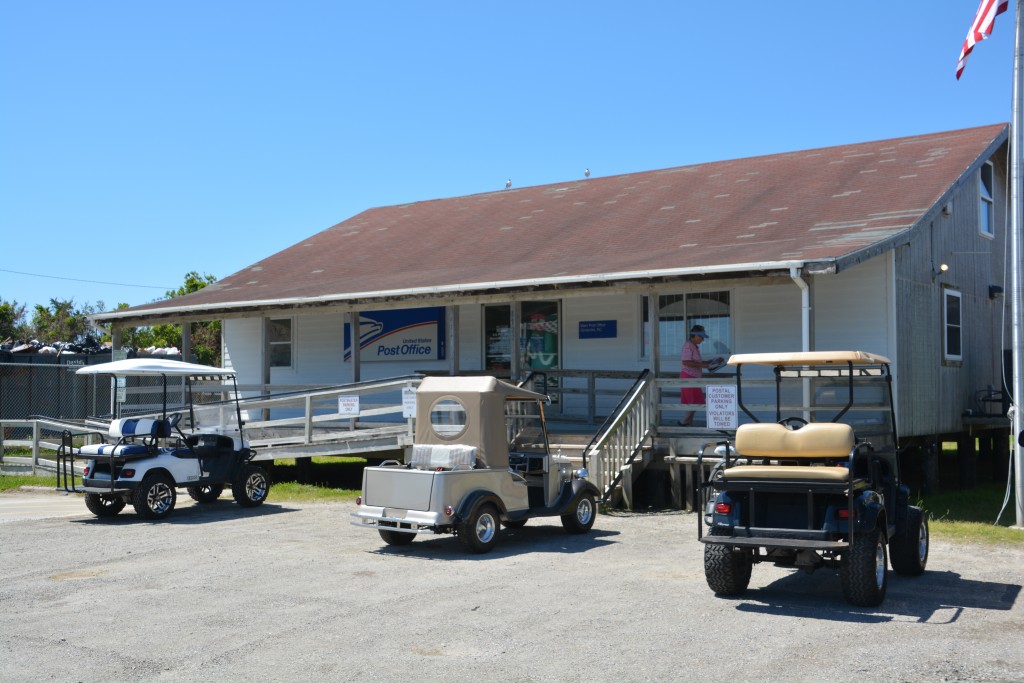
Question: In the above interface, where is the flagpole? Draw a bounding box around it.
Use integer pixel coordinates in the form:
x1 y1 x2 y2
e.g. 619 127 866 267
1011 0 1024 528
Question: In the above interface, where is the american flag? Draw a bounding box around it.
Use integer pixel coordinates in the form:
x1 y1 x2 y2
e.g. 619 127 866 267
956 0 1010 79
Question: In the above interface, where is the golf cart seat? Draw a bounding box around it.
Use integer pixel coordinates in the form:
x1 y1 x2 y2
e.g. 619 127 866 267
410 444 478 470
78 417 173 458
721 422 856 482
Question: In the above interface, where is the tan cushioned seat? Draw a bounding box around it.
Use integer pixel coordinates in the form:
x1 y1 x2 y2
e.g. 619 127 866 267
720 464 849 481
733 422 854 459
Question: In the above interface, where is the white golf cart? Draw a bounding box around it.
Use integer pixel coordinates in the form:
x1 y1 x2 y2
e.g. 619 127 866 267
59 358 270 520
351 376 600 553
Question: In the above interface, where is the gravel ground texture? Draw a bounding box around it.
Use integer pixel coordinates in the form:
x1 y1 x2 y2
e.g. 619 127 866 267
0 497 1022 683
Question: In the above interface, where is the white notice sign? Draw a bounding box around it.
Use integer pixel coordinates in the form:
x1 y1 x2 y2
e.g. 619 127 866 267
402 387 417 418
338 396 360 417
706 384 738 430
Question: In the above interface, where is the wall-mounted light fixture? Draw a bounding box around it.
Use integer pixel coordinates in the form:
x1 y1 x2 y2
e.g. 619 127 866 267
990 285 1005 299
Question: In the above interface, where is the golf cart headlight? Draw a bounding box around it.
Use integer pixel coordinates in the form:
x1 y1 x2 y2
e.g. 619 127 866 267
574 467 590 480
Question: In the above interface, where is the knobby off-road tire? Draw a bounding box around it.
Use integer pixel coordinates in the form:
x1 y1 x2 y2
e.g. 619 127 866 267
704 528 752 596
561 492 597 534
458 503 499 554
232 465 270 507
378 526 417 546
132 472 177 520
841 527 888 607
890 506 929 576
84 493 126 518
187 484 225 503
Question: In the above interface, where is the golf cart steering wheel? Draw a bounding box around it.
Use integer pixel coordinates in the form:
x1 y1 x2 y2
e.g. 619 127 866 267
167 412 182 429
778 416 808 430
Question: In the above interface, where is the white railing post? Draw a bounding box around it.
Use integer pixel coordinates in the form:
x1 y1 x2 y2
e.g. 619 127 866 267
32 420 40 475
304 395 313 444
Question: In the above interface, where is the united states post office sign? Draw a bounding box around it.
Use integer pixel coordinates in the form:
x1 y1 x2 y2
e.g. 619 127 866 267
344 308 446 362
579 320 617 339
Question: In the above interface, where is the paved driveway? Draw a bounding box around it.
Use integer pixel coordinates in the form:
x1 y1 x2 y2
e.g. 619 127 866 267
0 492 1021 682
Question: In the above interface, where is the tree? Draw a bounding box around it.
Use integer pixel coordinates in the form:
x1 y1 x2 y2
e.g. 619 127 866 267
113 272 221 365
0 298 30 340
30 299 101 343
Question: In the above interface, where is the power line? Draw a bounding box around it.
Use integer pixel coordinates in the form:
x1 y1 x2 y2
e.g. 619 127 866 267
0 268 172 290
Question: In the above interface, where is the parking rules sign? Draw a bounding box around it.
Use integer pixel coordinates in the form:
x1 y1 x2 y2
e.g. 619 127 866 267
706 385 737 430
338 396 360 416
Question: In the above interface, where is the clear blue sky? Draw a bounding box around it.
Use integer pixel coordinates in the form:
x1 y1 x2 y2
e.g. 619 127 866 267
0 1 1016 320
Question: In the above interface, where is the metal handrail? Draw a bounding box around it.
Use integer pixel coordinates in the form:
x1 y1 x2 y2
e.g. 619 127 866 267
579 370 655 502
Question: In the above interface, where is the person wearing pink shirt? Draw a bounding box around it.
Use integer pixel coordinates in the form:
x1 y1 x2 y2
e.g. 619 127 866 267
679 325 722 426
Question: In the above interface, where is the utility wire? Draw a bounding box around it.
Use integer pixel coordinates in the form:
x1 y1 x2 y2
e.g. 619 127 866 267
0 268 172 290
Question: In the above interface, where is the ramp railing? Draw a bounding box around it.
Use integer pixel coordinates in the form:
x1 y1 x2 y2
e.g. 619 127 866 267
580 370 656 504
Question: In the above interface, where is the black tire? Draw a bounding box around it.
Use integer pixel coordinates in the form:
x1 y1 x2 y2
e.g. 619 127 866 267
132 472 177 520
458 503 500 554
232 465 270 507
704 528 752 596
561 492 597 534
841 527 888 607
187 484 225 503
891 506 929 576
84 493 126 518
504 519 528 529
378 527 416 546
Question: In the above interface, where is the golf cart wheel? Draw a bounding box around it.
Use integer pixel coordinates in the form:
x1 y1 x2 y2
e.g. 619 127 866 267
703 528 752 596
84 492 126 518
841 527 888 607
458 503 499 554
132 472 177 520
187 484 225 503
378 527 417 546
561 492 597 534
890 506 929 576
232 465 270 507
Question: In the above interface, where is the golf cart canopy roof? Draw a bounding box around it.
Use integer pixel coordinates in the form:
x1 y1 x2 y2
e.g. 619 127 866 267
727 351 891 367
75 358 236 378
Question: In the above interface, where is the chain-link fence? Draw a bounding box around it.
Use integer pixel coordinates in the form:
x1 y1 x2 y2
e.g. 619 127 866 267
0 354 184 441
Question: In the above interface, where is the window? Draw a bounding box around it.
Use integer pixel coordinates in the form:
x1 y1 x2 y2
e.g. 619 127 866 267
268 318 293 368
944 290 962 361
483 305 512 373
980 161 995 237
522 301 559 371
429 398 468 439
642 291 732 359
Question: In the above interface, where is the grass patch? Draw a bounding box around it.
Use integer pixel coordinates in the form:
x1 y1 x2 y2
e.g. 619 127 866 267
920 483 1023 545
0 473 54 492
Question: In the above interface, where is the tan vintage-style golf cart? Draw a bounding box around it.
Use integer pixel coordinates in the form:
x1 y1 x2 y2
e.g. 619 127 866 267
350 376 600 553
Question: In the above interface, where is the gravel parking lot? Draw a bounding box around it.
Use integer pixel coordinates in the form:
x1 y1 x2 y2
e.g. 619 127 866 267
1 495 1022 683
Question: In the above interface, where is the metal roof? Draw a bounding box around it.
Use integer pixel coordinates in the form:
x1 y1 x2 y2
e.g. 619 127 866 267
98 123 1008 324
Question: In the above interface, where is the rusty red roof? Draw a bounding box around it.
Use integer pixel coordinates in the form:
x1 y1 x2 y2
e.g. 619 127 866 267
106 123 1007 322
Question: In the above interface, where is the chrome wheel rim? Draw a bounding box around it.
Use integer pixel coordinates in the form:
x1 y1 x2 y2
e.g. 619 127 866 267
874 540 886 589
476 512 496 543
918 523 929 563
147 483 173 514
576 497 594 525
245 473 268 502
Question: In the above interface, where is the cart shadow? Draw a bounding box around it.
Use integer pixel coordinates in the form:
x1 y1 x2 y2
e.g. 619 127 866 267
723 568 1020 624
368 524 620 559
68 501 298 526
